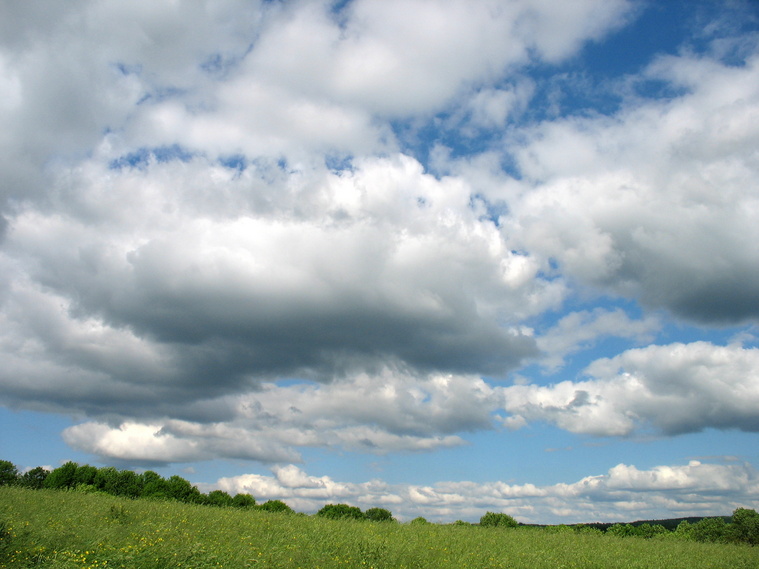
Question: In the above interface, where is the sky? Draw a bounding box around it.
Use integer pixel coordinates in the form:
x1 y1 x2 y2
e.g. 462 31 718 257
1 0 759 525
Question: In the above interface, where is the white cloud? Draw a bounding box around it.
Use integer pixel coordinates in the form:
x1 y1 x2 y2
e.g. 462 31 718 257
502 341 759 436
241 0 633 117
212 459 759 523
57 369 492 463
536 308 660 371
501 48 759 324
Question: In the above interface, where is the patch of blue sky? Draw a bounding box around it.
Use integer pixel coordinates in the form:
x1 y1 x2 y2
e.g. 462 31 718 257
0 408 89 471
325 154 355 174
218 154 248 172
109 144 197 170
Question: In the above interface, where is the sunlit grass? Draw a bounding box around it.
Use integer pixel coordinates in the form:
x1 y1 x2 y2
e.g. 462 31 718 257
2 486 757 568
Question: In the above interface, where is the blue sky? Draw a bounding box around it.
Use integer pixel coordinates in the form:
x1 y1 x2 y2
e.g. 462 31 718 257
1 0 758 524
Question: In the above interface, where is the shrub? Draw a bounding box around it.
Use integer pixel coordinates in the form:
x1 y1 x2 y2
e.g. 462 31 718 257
206 490 234 507
232 493 256 508
479 512 518 528
691 517 728 543
607 523 638 537
365 507 395 522
317 503 365 521
409 516 429 525
259 499 294 513
728 508 759 545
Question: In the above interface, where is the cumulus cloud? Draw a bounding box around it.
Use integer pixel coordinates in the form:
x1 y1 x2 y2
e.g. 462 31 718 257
60 369 494 464
1 1 758 523
212 459 759 523
500 45 759 324
501 342 759 436
535 308 660 371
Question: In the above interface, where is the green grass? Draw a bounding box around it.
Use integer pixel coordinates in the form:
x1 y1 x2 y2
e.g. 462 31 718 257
2 487 757 568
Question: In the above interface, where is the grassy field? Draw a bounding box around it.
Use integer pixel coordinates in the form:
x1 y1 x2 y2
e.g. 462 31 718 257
2 486 757 568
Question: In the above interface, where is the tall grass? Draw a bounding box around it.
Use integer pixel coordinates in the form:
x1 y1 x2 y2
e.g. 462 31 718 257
2 486 757 568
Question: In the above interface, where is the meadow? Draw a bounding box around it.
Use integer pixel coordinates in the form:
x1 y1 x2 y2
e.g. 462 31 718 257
2 486 758 569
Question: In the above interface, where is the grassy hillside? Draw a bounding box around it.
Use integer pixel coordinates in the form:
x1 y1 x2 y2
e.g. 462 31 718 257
2 486 757 568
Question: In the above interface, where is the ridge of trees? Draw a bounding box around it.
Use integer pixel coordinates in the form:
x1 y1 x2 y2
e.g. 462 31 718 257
1 459 757 544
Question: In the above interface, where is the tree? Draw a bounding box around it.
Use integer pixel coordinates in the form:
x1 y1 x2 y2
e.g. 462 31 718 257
232 493 256 508
606 523 637 537
0 461 19 486
728 508 759 545
479 512 518 528
206 490 234 507
20 467 49 489
317 503 365 521
116 470 142 498
409 516 429 525
691 517 728 543
73 465 98 487
259 499 293 514
166 475 201 503
94 467 121 494
365 507 394 522
44 461 79 489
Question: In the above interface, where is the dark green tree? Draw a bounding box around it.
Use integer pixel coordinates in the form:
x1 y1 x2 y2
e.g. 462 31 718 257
206 490 234 507
94 467 121 494
44 461 79 489
259 499 294 513
73 465 98 487
20 467 49 489
479 512 518 528
232 493 256 508
166 475 201 503
116 470 142 498
317 503 365 520
728 508 759 545
691 517 728 543
140 471 170 499
0 461 19 486
365 507 394 522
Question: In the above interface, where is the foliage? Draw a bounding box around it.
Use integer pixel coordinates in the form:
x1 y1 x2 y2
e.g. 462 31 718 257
19 466 48 489
0 460 19 486
206 489 234 507
410 516 430 525
43 461 78 489
480 511 519 528
691 517 728 543
231 492 256 508
365 507 395 522
728 507 759 545
259 499 294 513
317 503 366 520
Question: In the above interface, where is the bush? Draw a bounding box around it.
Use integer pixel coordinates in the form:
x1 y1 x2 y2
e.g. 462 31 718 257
728 508 759 545
206 490 234 507
365 507 395 522
409 516 429 525
317 503 365 521
259 499 294 514
479 512 518 528
231 493 256 508
691 517 728 543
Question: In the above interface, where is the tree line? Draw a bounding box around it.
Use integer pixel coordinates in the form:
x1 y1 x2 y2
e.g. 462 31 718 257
1 459 757 544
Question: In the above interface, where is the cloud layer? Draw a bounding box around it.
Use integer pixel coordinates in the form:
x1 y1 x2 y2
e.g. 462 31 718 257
212 459 759 524
1 0 759 523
